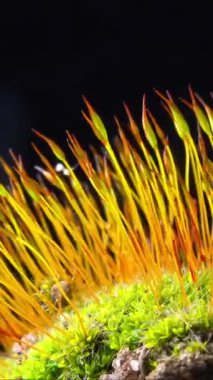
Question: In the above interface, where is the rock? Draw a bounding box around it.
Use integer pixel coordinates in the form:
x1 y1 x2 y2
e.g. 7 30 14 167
100 347 213 380
146 352 213 380
99 346 150 380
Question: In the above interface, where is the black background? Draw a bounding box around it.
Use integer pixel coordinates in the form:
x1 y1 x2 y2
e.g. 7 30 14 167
0 1 212 182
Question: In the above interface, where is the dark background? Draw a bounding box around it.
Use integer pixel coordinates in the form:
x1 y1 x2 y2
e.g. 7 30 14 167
0 1 212 182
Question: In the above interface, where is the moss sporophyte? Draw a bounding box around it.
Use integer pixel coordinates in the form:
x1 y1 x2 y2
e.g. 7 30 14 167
0 90 212 379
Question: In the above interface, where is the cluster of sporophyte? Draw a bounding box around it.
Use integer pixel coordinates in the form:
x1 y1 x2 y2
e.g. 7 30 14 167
0 89 212 378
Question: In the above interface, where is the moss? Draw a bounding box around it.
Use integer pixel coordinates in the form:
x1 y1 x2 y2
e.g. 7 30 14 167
0 91 212 378
2 269 213 380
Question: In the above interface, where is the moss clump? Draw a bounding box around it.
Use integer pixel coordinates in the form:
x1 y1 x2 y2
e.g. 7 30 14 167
0 91 212 378
2 270 213 380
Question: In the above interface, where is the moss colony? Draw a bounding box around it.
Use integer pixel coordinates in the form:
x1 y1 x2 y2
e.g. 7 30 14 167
0 89 212 379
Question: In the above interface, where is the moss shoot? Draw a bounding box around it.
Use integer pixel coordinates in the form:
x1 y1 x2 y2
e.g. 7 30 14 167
2 270 213 379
